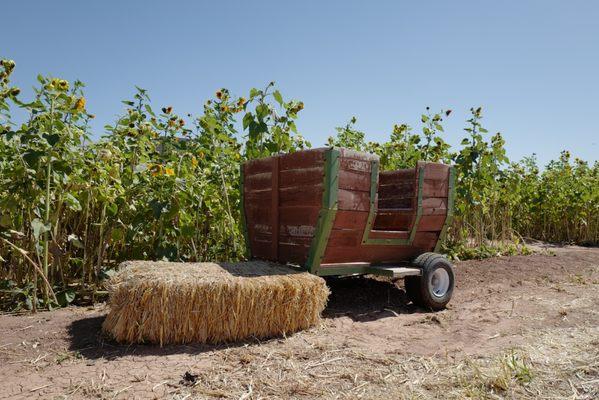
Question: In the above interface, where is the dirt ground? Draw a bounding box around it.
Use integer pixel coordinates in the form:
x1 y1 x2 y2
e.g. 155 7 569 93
1 246 598 399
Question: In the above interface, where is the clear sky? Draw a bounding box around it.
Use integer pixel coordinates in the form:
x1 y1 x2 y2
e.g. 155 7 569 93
3 1 598 166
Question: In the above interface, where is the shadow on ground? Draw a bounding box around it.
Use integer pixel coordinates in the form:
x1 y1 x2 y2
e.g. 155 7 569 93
68 276 421 360
323 275 421 322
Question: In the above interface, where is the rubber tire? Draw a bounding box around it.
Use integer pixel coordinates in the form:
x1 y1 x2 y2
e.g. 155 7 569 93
405 252 455 311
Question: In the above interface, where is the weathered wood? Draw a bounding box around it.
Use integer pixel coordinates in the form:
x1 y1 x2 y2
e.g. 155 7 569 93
279 167 323 188
279 148 326 171
271 157 279 260
280 184 323 207
338 189 371 211
242 147 453 270
332 210 369 229
322 245 422 264
338 169 371 192
244 157 273 176
244 172 272 191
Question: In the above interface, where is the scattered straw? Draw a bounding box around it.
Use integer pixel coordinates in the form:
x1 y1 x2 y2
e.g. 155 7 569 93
102 261 329 345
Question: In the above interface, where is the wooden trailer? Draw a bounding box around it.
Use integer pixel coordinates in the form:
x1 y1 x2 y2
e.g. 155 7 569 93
241 147 456 309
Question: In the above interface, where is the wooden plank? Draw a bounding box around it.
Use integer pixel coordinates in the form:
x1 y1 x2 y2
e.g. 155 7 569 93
271 157 279 260
322 245 421 264
279 184 323 207
244 157 273 175
279 167 323 188
328 229 362 247
332 210 369 229
367 230 409 240
278 242 311 264
279 224 316 238
250 240 272 259
378 197 413 209
365 266 421 278
422 197 448 210
338 189 371 211
279 234 313 246
340 158 371 173
379 169 415 184
338 169 371 192
373 212 413 231
244 188 271 202
279 148 326 171
378 182 415 197
421 162 450 180
279 206 320 226
423 179 449 197
417 215 446 232
245 204 271 224
244 172 271 191
412 237 438 251
249 223 272 235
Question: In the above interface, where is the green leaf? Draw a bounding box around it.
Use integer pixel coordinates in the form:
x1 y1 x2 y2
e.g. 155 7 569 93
273 90 283 106
56 289 76 307
64 193 82 212
242 113 253 130
67 234 84 249
31 218 50 242
22 150 44 167
249 88 261 99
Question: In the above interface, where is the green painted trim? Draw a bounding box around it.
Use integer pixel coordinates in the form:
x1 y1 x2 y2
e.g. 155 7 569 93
305 148 340 274
239 163 251 258
361 165 426 246
434 166 456 253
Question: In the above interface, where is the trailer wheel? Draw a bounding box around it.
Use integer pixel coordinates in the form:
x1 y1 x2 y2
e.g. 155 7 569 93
405 252 454 310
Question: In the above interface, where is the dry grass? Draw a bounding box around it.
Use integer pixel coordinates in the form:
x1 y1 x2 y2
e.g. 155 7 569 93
102 260 329 345
162 325 597 399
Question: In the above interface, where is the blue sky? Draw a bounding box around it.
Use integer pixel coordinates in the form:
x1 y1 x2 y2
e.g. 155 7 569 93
3 1 598 166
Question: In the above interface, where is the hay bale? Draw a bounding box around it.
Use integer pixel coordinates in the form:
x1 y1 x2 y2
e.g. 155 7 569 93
102 260 329 345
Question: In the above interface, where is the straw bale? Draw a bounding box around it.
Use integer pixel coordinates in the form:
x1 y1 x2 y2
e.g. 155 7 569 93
102 260 329 345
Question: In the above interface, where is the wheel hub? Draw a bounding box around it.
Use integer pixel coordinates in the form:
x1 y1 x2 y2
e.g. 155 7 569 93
429 267 450 298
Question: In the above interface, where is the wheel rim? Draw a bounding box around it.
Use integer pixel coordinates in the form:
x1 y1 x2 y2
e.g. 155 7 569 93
428 267 450 298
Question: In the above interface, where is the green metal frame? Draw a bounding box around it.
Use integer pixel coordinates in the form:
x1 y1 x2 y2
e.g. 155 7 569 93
239 164 251 258
361 163 426 246
305 148 340 274
434 167 456 253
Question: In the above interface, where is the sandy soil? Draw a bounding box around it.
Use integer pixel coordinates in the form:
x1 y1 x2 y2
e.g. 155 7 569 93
1 246 598 399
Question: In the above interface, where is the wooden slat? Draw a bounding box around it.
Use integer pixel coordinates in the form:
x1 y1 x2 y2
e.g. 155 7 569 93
423 179 449 197
328 229 362 247
421 162 450 180
271 157 279 260
244 157 273 175
417 215 446 232
338 189 371 211
332 210 369 229
279 167 323 188
279 184 323 207
373 212 413 231
338 169 371 192
322 245 422 264
340 158 371 173
279 148 326 171
379 169 415 184
244 172 271 191
278 243 311 264
279 206 320 226
412 231 439 250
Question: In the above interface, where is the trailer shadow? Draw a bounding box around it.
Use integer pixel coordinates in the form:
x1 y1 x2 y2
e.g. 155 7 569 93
323 275 422 322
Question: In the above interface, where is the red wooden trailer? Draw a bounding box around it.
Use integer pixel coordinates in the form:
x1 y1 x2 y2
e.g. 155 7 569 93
241 147 456 309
